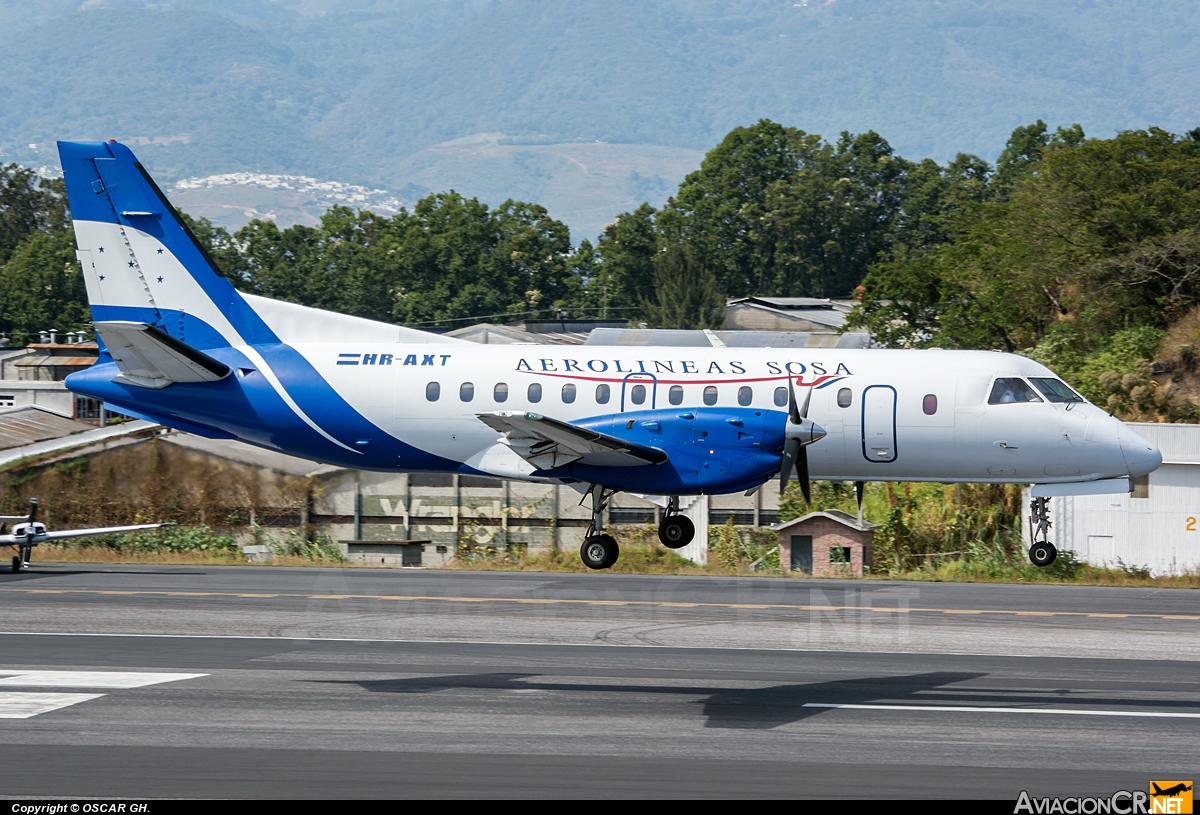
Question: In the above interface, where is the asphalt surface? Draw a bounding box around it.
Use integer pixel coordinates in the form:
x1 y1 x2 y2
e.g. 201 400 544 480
0 564 1196 798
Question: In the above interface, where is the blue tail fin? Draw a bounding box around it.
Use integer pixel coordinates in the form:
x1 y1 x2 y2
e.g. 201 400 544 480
58 140 276 351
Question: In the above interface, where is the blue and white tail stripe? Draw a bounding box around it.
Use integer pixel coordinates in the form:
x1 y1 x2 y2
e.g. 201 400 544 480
59 140 464 470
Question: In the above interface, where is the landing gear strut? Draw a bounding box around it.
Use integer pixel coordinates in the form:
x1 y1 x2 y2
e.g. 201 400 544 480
1028 496 1057 567
658 496 695 550
580 485 619 570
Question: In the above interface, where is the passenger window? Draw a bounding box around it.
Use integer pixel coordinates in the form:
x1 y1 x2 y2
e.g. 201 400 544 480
528 382 542 403
459 382 474 402
630 384 646 405
595 383 610 404
494 383 508 403
669 385 684 406
703 385 718 406
988 378 1043 405
562 383 576 404
837 388 852 408
773 386 787 407
738 386 752 406
426 382 440 401
923 394 937 415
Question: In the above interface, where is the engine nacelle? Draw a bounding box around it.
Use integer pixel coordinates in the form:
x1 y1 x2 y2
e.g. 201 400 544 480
561 407 790 495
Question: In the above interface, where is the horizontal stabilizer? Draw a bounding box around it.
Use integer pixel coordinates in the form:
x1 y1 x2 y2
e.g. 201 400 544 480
478 411 667 469
95 322 230 389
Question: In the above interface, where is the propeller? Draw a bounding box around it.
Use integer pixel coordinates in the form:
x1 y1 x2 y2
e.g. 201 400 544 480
779 375 827 503
28 498 37 524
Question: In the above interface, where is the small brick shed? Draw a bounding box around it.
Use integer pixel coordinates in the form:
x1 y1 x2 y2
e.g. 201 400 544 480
772 509 879 576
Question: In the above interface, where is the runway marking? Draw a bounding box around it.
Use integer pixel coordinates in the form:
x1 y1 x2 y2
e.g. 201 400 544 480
0 671 207 688
1 587 1197 621
804 703 1200 719
0 692 105 718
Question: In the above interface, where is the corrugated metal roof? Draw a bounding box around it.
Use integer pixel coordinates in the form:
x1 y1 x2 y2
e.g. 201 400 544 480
0 406 94 451
14 355 97 367
585 328 871 348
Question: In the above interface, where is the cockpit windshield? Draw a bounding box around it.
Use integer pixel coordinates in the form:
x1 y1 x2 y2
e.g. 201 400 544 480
1029 377 1083 403
988 377 1043 404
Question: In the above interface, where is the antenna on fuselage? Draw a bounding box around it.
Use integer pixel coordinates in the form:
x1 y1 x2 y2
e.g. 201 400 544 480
855 481 865 524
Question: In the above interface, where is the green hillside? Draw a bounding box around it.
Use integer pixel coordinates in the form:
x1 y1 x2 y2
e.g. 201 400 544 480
2 0 1199 239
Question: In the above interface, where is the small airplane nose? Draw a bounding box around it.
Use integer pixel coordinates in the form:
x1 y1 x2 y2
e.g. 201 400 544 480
1118 424 1163 477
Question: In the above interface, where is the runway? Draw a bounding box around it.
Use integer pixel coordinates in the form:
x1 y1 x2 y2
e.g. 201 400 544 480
0 564 1196 798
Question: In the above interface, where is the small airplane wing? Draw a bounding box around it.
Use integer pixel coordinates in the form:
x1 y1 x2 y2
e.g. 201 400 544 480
94 321 230 389
478 412 667 470
0 523 166 545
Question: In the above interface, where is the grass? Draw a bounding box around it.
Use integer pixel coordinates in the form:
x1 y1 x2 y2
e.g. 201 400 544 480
15 524 1199 589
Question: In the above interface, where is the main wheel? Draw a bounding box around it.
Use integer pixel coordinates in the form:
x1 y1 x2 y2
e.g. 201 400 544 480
658 515 695 549
11 556 20 574
580 534 620 570
1029 541 1058 567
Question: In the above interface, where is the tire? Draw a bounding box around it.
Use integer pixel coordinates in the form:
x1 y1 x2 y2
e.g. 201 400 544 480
658 515 695 549
11 556 20 574
580 534 620 570
1029 542 1058 567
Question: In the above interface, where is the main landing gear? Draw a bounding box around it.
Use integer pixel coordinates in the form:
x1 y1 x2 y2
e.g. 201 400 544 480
657 496 695 550
578 490 698 569
1028 496 1057 567
580 485 619 570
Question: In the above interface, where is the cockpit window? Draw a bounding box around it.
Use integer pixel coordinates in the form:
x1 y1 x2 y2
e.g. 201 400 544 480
988 377 1043 404
1029 377 1083 403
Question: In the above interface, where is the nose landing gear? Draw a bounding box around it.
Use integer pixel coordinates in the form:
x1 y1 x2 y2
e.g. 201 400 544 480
657 496 695 550
1028 496 1057 567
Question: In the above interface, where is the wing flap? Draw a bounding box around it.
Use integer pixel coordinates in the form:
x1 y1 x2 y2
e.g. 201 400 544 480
478 412 667 469
94 321 230 389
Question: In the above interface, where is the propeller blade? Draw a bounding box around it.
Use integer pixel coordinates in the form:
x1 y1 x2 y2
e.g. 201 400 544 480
798 446 811 504
798 379 812 420
779 437 801 491
786 374 801 424
28 498 38 523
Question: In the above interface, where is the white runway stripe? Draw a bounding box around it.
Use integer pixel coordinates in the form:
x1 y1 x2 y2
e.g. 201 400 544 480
0 671 207 688
0 692 105 718
804 703 1200 719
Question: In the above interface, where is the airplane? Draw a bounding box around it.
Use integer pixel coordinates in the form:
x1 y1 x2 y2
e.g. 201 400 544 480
1152 783 1193 798
53 140 1163 570
3 499 167 573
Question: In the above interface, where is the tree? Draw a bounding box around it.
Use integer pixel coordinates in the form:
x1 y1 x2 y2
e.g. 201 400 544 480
594 203 658 319
641 244 724 329
0 228 89 344
0 167 67 265
659 119 823 298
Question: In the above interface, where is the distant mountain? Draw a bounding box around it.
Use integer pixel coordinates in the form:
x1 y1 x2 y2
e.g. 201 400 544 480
2 0 1198 240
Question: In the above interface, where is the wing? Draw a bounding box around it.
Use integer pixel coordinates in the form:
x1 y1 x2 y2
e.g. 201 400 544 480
94 321 230 389
477 412 667 470
34 523 168 542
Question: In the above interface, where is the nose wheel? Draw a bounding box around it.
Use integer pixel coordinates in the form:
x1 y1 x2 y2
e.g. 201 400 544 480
1028 496 1057 567
1029 540 1058 567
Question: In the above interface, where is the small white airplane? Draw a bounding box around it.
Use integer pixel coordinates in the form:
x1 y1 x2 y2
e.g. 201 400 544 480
2 499 166 573
55 140 1163 570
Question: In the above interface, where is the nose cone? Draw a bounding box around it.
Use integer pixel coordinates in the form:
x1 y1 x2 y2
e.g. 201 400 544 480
1119 424 1163 477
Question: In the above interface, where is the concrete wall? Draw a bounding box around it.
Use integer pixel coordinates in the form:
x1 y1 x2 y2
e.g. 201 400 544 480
0 382 76 416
